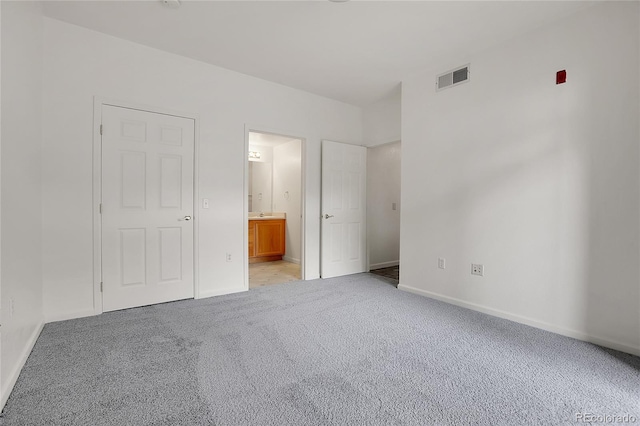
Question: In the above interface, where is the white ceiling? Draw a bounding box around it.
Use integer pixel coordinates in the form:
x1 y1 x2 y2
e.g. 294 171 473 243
42 1 594 107
249 131 301 147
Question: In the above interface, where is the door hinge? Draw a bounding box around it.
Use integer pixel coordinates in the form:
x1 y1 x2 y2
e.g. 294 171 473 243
100 282 103 292
99 124 103 135
99 203 103 214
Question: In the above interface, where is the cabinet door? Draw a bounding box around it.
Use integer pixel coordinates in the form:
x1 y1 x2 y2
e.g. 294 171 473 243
255 220 285 257
248 222 256 258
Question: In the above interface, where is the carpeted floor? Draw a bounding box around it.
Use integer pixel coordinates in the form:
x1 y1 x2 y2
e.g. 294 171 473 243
2 273 639 425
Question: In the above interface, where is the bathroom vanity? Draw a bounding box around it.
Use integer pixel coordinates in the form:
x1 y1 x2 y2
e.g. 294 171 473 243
248 213 286 263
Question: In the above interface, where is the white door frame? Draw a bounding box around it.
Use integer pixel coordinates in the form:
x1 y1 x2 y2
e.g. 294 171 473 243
243 125 307 290
92 97 200 315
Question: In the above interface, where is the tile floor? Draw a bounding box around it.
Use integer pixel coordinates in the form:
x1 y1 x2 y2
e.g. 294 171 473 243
249 260 301 288
369 265 399 286
249 261 398 289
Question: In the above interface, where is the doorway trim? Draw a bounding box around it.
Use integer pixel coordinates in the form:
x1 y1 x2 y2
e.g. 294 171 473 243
243 125 307 290
92 96 201 315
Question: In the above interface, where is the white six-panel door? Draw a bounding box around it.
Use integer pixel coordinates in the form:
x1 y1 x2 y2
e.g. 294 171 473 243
321 140 367 278
101 105 195 312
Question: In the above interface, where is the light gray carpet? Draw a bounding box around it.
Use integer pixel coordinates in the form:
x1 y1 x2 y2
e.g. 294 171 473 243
2 273 639 425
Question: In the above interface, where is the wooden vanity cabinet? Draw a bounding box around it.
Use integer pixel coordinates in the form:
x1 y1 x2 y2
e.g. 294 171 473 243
248 219 286 263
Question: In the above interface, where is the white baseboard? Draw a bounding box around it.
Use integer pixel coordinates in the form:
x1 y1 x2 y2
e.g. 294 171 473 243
398 284 640 357
198 286 247 299
282 256 301 265
1 320 44 410
45 309 96 324
370 260 399 270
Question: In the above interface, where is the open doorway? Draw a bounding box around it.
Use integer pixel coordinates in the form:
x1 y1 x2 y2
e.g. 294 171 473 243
367 141 401 286
247 131 303 288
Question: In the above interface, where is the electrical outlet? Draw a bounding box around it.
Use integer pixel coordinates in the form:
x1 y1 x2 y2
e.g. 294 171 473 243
471 264 484 276
438 257 446 269
226 253 232 262
9 298 15 317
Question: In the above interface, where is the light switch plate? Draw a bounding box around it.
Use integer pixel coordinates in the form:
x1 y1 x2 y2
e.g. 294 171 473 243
202 198 209 209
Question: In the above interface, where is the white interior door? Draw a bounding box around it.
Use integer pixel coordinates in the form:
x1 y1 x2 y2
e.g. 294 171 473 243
321 140 367 278
101 105 195 312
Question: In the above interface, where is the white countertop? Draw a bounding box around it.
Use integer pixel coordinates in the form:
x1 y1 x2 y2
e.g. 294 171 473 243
248 212 286 220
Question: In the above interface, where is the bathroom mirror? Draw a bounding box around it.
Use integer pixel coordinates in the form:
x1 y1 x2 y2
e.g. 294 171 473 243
248 161 272 213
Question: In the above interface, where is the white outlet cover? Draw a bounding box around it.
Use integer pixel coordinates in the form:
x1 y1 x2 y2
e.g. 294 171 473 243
471 264 484 276
438 257 446 269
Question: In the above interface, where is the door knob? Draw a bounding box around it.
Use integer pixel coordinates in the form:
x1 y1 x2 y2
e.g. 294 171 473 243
180 215 192 221
324 214 334 219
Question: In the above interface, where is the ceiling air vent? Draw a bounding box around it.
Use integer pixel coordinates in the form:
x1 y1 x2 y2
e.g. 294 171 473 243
437 64 470 91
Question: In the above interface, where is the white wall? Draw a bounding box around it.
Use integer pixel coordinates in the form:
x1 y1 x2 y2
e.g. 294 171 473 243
362 89 401 147
367 141 401 269
41 18 362 320
1 1 44 407
0 1 3 405
273 140 302 264
400 2 640 355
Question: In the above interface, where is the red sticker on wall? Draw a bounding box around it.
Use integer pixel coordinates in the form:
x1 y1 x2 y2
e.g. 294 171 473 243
556 70 567 84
